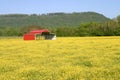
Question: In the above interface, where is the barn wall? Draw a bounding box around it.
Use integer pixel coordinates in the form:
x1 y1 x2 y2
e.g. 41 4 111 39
23 34 35 40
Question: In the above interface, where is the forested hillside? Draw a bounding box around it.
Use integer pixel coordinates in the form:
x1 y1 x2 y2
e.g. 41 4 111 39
0 12 110 28
0 12 120 36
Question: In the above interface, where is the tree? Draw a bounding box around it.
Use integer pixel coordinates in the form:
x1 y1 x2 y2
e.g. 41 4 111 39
102 20 118 36
117 15 120 25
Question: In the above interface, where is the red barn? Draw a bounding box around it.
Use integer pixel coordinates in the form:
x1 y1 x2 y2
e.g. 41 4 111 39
23 29 56 40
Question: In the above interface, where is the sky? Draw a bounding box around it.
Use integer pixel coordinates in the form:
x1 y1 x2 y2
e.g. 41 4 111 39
0 0 120 18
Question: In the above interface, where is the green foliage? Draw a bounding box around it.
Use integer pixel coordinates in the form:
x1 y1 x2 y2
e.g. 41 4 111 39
0 12 120 36
76 21 120 36
0 27 22 36
56 27 78 37
0 12 110 28
117 15 120 25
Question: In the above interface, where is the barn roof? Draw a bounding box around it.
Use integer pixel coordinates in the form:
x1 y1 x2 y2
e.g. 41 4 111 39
30 29 50 35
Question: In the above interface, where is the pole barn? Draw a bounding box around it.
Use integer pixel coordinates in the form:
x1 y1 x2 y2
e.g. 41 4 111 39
23 29 56 40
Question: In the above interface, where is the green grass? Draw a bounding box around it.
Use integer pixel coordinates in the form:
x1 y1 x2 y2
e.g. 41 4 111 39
0 37 120 80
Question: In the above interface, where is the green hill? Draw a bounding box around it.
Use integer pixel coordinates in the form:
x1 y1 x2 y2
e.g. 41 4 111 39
0 12 110 28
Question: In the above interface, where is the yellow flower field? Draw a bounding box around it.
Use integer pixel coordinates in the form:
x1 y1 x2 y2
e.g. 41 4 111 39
0 37 120 80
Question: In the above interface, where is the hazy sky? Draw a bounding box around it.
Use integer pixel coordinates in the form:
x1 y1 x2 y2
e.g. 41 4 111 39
0 0 120 18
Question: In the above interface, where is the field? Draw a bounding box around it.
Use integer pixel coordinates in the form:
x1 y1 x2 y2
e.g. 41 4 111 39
0 37 120 80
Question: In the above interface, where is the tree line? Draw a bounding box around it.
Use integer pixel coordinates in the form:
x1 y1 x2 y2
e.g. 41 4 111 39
0 12 110 28
0 12 120 36
0 16 120 37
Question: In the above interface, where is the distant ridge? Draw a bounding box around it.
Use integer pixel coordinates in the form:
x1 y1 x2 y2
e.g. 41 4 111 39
0 12 110 28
